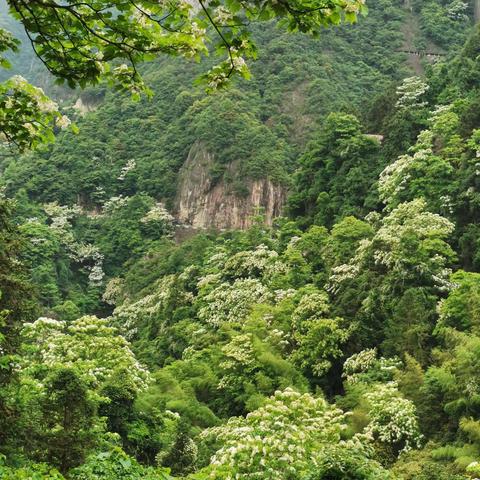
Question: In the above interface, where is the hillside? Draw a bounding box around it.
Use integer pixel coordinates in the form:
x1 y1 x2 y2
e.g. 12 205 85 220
1 0 480 478
0 0 417 214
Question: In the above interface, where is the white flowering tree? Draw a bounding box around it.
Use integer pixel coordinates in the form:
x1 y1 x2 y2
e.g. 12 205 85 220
395 77 430 111
12 315 152 471
222 244 288 281
140 202 175 238
112 274 193 340
330 199 455 293
20 315 151 394
117 159 137 181
342 350 422 457
216 331 307 413
342 348 400 385
196 388 391 479
43 202 105 286
198 278 272 327
379 105 460 213
102 195 130 215
363 382 422 455
446 0 469 20
0 74 72 150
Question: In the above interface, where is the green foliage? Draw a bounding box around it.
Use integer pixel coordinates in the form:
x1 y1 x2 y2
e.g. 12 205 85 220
0 199 38 453
0 0 411 211
2 0 480 477
392 447 467 480
437 271 480 334
290 290 351 377
0 75 71 149
413 0 472 49
21 315 151 393
35 367 99 473
288 112 382 226
7 0 367 93
70 448 173 480
0 457 65 480
0 0 369 151
196 388 390 479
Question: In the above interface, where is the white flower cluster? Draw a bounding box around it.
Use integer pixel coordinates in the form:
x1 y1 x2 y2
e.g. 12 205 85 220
202 387 373 479
204 248 229 272
223 244 288 280
21 315 151 392
117 159 136 180
56 115 71 129
266 327 291 351
221 334 256 369
430 104 452 121
198 278 272 327
440 195 454 214
218 334 257 390
205 50 250 90
329 199 454 292
364 382 422 453
197 273 222 289
43 202 105 286
9 75 59 115
342 348 378 384
140 202 174 236
342 349 401 385
378 148 432 206
213 5 233 23
113 275 193 339
327 263 360 293
273 288 296 302
102 195 130 214
102 277 125 306
291 291 330 329
395 76 429 110
446 0 469 20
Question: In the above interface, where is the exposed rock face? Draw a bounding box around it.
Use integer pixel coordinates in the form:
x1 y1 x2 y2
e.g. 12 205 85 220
73 95 102 115
175 142 286 230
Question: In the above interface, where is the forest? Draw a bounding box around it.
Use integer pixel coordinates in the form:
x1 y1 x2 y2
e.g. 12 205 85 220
1 0 480 478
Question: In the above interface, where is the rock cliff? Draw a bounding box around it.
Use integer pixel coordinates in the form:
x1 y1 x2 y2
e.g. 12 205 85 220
174 142 286 230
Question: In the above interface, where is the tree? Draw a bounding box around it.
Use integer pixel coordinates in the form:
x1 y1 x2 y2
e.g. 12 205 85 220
289 290 351 378
329 199 455 348
20 315 151 393
341 351 422 460
197 278 272 327
363 382 422 456
37 368 99 473
288 113 381 227
13 315 152 470
326 216 374 267
381 77 431 160
0 75 70 149
378 105 460 214
70 447 173 480
436 270 480 334
197 388 391 479
217 330 307 415
382 288 437 364
0 0 367 148
6 0 367 90
0 199 38 453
